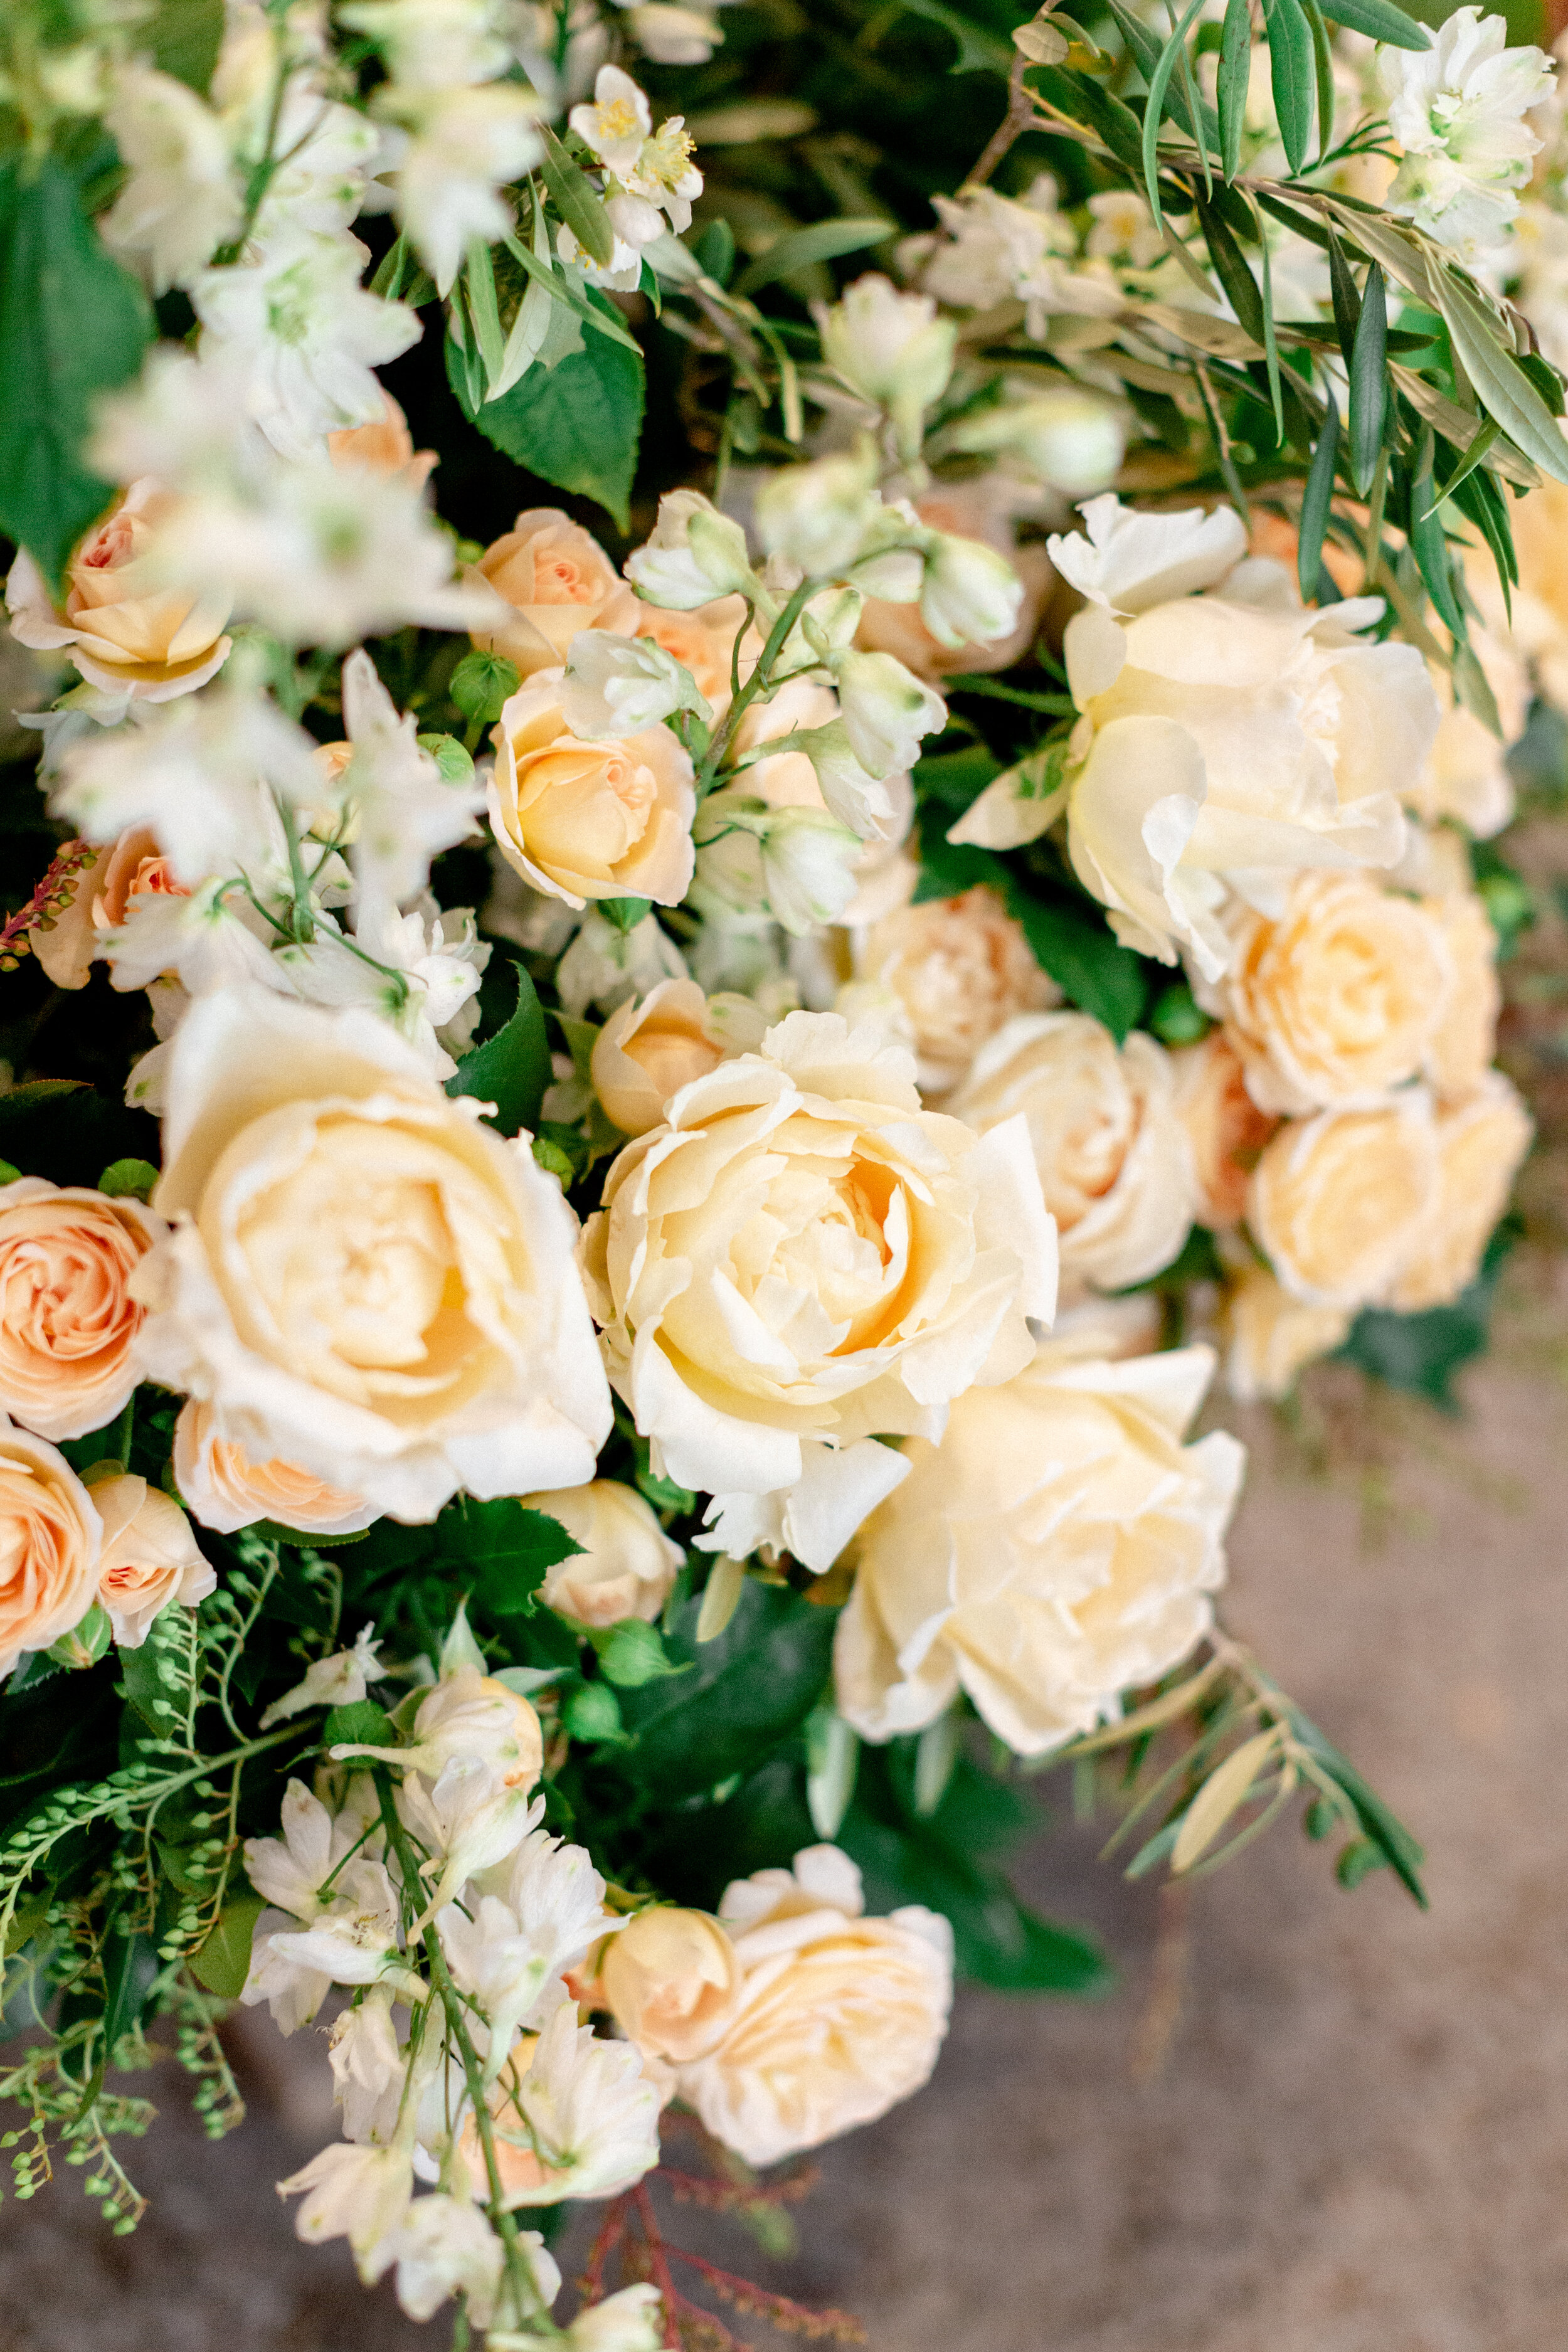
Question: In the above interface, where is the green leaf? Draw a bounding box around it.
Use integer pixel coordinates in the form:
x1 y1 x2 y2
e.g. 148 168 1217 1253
1429 263 1568 488
1217 0 1251 180
446 958 550 1136
188 1893 267 1999
1298 385 1340 602
563 1679 624 1743
1348 260 1387 495
1102 0 1219 150
1027 66 1147 175
1315 0 1429 48
476 1506 582 1616
418 731 476 785
97 1157 159 1203
893 0 1014 76
1285 1705 1427 1905
539 124 616 267
1262 0 1315 177
150 0 226 90
1197 200 1265 345
0 158 152 588
1304 0 1334 163
322 1700 398 1749
615 1581 836 1799
101 1914 159 2050
1339 1274 1496 1409
1325 223 1361 364
598 896 653 935
450 648 520 727
1409 427 1465 637
730 217 889 300
498 232 642 356
1141 0 1209 229
1010 891 1148 1044
456 291 645 529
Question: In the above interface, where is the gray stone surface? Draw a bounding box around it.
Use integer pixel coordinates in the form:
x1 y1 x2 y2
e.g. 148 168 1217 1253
3 1346 1566 2352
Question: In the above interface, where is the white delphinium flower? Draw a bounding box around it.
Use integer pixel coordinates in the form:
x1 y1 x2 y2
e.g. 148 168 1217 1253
945 386 1127 503
624 489 756 609
244 1776 374 1924
563 630 712 739
51 675 323 885
366 2195 512 2326
442 1830 619 2062
818 275 957 461
400 1759 544 1919
265 1855 416 1988
278 897 489 1074
570 65 702 243
328 1988 408 2142
339 0 519 88
191 231 421 463
694 792 864 933
554 904 689 1017
826 649 947 777
911 176 1120 333
261 1626 389 1727
916 526 1030 648
393 83 545 293
496 2003 661 2204
278 2138 416 2266
258 93 383 241
98 876 292 1004
339 649 486 906
99 65 244 294
754 447 925 589
1380 8 1554 256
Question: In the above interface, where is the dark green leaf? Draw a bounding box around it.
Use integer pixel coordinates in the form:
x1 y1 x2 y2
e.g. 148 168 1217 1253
893 0 1013 75
1409 427 1465 637
1102 0 1219 149
1315 0 1429 48
1338 1251 1505 1409
563 1679 624 1742
1326 224 1361 363
1285 1705 1427 1905
1348 260 1387 494
447 958 549 1136
1298 386 1340 603
1142 0 1209 228
1304 0 1334 162
539 124 615 267
615 1581 835 1799
1027 66 1146 176
1197 201 1265 345
1515 349 1565 417
455 292 645 529
150 0 226 90
731 217 889 300
0 158 152 588
1217 0 1251 179
1010 891 1148 1043
101 1914 159 2050
188 1892 267 1998
1262 0 1315 174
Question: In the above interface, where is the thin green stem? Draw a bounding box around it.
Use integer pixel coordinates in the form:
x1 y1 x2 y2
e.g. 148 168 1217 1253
696 578 816 796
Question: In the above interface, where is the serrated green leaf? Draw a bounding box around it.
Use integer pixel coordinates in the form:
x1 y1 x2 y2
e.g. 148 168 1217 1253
446 958 549 1136
1348 260 1387 494
0 159 152 589
1217 0 1251 179
450 649 520 726
454 292 644 529
322 1700 398 1749
731 217 887 300
1262 0 1315 174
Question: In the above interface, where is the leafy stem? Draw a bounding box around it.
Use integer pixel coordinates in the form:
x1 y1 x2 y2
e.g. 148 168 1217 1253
694 578 817 797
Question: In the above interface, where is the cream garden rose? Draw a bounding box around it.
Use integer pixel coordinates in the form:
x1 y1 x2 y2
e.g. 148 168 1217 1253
1387 1073 1532 1311
86 1466 215 1648
1424 891 1502 1102
173 1399 378 1536
489 669 696 909
1170 1032 1278 1228
672 1846 953 2167
6 479 233 701
1222 1263 1351 1403
472 509 633 675
1050 498 1434 979
581 1010 1057 1572
589 979 765 1136
0 1177 164 1443
1247 1094 1439 1311
0 1422 103 1673
857 883 1055 1094
521 1479 683 1627
835 1338 1243 1754
600 1904 742 2062
1214 872 1457 1115
131 986 612 1523
948 1011 1195 1291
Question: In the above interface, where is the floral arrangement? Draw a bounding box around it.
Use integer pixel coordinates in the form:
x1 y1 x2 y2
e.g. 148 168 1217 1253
0 0 1563 2342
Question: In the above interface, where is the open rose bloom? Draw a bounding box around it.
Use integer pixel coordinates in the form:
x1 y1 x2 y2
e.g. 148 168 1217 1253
7 479 233 701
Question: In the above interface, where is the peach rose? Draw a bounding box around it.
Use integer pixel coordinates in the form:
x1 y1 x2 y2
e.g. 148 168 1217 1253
601 1905 743 2062
1248 1096 1439 1310
522 1479 683 1628
489 669 696 909
327 389 437 494
1387 1073 1532 1311
472 509 632 676
1423 891 1500 1102
0 1177 164 1442
1216 873 1455 1116
856 485 1051 684
173 1399 378 1536
33 825 189 992
0 1421 103 1673
1171 1032 1279 1228
590 981 768 1136
857 884 1056 1094
673 1847 953 2166
1223 1264 1351 1402
948 1010 1195 1290
6 480 232 701
623 594 757 710
86 1466 215 1647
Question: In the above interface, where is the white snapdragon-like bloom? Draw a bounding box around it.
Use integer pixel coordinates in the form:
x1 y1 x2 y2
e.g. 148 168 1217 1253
827 650 947 780
625 489 755 610
819 275 956 458
486 2003 661 2205
99 65 243 294
1380 8 1554 257
261 1627 388 1725
366 2195 511 2328
338 649 486 907
912 176 1121 334
391 82 545 294
439 1829 618 2057
328 1990 408 2143
563 630 712 738
277 896 489 1076
278 2139 415 2266
339 0 519 88
191 231 421 464
693 789 865 935
244 1777 374 1925
1051 499 1432 979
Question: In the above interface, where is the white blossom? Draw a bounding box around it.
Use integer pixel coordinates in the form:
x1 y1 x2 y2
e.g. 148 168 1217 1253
563 630 712 738
366 2195 511 2326
827 649 947 778
916 527 1028 649
339 649 486 908
694 790 864 934
818 275 956 458
265 1855 410 1985
497 2003 660 2205
278 2139 415 2267
1381 8 1554 256
392 82 544 293
328 1990 408 2142
244 1777 367 1922
99 65 243 294
260 1626 389 1726
625 489 755 609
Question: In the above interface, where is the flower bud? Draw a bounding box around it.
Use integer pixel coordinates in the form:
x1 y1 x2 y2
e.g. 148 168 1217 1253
755 445 886 579
625 490 755 610
694 790 862 933
562 630 711 739
47 1599 113 1670
948 387 1125 497
918 531 1025 650
829 648 948 775
820 274 957 458
523 1479 684 1626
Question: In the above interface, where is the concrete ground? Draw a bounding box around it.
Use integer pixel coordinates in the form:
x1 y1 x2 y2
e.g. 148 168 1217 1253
3 1323 1567 2352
